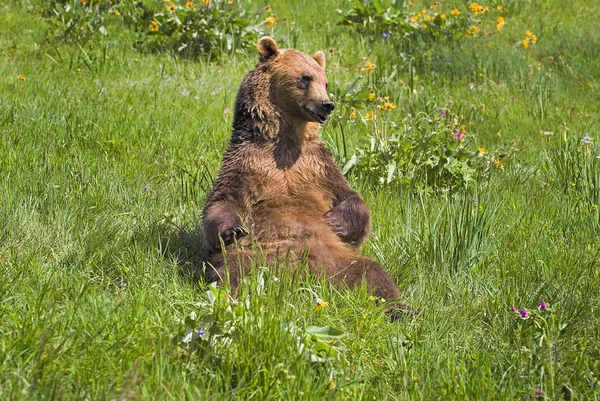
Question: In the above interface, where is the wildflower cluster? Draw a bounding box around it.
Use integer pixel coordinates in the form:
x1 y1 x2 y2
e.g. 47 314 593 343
521 30 538 48
361 59 376 72
42 0 267 60
341 100 503 190
131 0 267 59
338 0 508 44
496 16 505 31
511 300 548 320
42 0 122 43
362 91 398 119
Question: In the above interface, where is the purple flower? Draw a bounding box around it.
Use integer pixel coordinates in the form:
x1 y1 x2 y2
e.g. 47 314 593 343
196 328 205 336
510 306 517 313
520 308 528 318
144 184 150 191
535 389 543 398
582 133 593 146
440 109 446 118
539 300 547 311
453 132 464 141
382 32 391 38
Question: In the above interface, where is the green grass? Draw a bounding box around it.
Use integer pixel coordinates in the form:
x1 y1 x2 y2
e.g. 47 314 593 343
1 0 599 399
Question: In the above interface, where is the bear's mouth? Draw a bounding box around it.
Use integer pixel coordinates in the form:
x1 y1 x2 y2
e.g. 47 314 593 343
304 107 329 124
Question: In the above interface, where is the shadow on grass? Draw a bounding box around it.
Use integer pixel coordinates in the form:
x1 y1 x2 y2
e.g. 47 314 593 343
160 223 209 286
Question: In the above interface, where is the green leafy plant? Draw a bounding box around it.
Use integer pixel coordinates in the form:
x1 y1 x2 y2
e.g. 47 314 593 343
176 278 347 366
543 132 599 211
341 105 499 191
41 0 268 60
338 0 508 47
42 0 121 43
126 0 267 60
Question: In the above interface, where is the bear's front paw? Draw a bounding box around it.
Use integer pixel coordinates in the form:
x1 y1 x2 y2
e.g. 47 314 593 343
323 212 350 240
219 226 248 246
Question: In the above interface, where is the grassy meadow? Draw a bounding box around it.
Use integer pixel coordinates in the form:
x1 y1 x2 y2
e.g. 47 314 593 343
1 0 600 399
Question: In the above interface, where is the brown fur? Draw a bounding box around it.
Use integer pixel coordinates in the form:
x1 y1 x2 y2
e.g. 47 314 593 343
202 37 407 311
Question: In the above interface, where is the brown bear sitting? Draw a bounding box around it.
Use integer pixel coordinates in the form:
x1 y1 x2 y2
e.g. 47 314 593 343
202 37 408 315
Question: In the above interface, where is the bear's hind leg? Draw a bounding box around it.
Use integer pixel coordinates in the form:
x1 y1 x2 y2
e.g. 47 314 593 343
205 248 254 292
328 256 415 319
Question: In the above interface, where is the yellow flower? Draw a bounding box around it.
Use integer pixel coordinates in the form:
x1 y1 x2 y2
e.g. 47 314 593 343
450 9 460 16
485 5 490 12
349 107 357 119
361 60 376 72
368 91 376 101
496 16 505 31
440 14 446 20
365 112 375 120
531 34 537 44
226 0 233 3
497 5 504 12
410 15 419 23
314 299 329 312
460 124 467 134
265 5 271 12
186 1 193 8
265 15 277 27
592 204 598 211
477 147 487 154
522 38 529 48
134 58 139 62
202 0 210 4
167 4 176 11
466 26 479 36
525 30 533 37
379 100 397 111
81 0 88 4
329 379 336 389
17 74 26 81
164 0 171 2
149 20 159 32
113 9 120 15
469 2 484 15
493 158 505 171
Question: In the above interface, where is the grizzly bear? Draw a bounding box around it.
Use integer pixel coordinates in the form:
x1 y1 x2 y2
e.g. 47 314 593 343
202 37 409 315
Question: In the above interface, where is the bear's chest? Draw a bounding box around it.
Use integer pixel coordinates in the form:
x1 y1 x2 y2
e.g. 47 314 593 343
243 144 331 205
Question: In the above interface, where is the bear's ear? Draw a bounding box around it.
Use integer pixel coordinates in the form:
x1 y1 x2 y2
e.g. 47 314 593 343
313 51 326 70
257 36 279 62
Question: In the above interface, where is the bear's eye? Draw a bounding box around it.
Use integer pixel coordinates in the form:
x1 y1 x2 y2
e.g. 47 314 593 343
299 75 313 88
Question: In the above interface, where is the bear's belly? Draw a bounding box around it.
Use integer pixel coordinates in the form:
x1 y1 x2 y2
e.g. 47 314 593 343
244 197 339 245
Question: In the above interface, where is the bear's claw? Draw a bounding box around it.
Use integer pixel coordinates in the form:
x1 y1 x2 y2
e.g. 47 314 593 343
220 226 248 246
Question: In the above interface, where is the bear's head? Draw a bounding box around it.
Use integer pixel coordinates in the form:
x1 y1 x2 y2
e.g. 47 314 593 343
232 37 334 143
257 36 334 125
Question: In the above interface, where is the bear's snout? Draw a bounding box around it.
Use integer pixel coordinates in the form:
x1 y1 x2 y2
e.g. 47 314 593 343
304 100 335 124
321 101 335 113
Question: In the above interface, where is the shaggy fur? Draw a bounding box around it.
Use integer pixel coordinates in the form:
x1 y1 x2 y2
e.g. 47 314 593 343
202 37 406 309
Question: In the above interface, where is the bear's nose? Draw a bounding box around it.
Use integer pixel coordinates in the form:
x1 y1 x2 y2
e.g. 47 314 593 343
322 101 335 112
